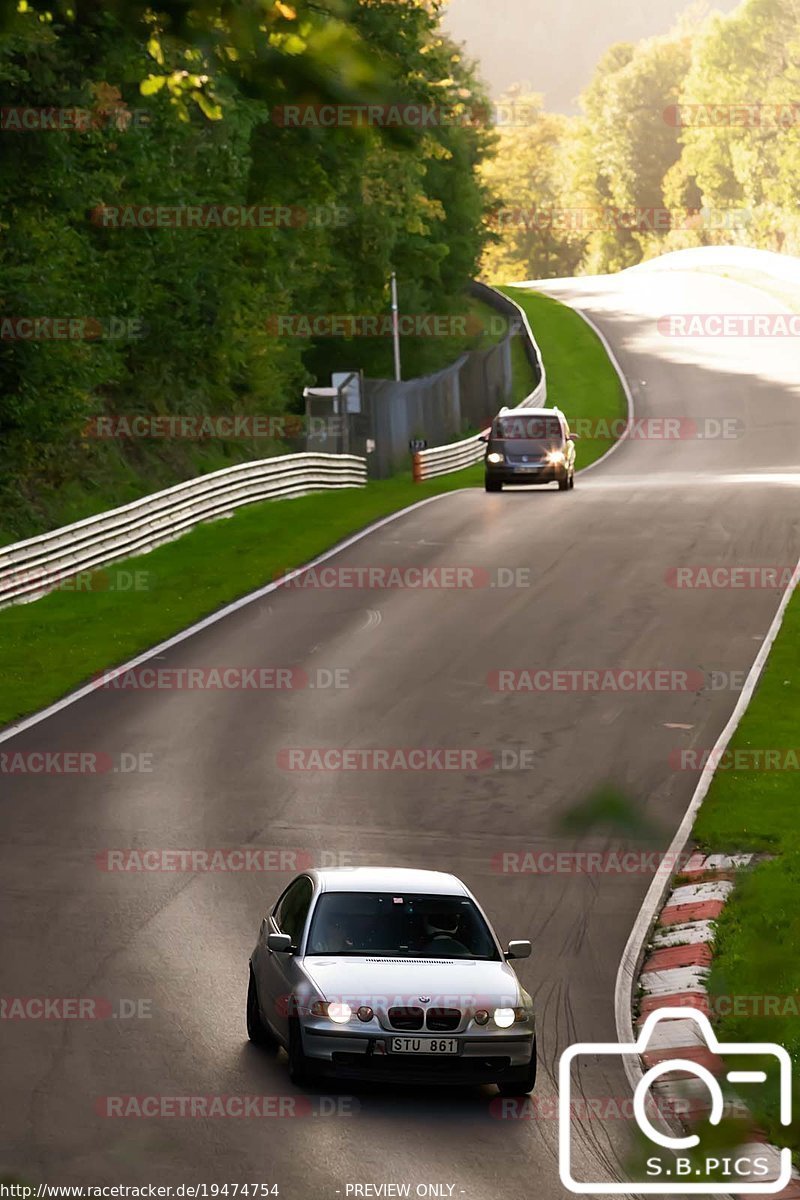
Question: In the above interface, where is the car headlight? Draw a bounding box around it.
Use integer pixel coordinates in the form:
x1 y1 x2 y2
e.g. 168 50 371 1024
327 1002 352 1024
493 1007 527 1028
546 450 565 465
310 1001 352 1024
487 452 504 464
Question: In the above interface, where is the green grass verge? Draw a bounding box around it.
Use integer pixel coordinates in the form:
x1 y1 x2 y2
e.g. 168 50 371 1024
502 285 628 468
693 592 800 854
0 289 617 728
691 585 800 1157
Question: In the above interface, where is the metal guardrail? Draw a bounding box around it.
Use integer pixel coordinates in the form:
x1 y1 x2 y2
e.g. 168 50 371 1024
412 285 548 482
0 453 367 608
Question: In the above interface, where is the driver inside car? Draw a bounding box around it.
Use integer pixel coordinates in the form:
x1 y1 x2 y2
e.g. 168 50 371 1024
312 911 353 954
422 912 470 957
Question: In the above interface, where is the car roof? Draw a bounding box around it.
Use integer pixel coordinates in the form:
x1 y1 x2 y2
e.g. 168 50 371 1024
312 867 469 896
497 406 563 418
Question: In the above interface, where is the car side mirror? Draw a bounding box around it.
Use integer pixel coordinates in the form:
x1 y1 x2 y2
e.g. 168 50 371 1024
267 932 293 953
505 940 532 960
477 433 489 443
568 433 580 441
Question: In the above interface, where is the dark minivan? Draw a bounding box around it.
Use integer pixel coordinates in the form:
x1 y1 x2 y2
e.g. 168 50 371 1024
481 406 577 493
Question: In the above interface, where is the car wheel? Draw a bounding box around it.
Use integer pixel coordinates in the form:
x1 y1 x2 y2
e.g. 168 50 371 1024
287 1018 318 1088
246 965 274 1046
497 1040 537 1097
485 478 502 493
557 474 570 491
569 468 575 490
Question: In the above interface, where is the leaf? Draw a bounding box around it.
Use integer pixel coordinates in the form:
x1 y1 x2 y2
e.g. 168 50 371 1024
193 91 223 121
147 34 164 66
140 74 166 96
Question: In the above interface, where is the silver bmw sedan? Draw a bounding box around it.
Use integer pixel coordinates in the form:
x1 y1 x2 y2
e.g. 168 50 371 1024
247 867 536 1094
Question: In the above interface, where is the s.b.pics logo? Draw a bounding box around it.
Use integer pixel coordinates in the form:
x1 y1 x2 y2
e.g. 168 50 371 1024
558 1009 793 1194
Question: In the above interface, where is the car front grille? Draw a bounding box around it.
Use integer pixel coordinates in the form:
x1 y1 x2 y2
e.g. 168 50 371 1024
388 1006 425 1031
426 1008 461 1032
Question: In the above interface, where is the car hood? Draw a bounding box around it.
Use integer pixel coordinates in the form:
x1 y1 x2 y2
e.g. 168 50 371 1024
301 956 522 1007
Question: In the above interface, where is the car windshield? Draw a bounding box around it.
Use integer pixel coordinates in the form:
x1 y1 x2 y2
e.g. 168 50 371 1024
305 892 501 960
495 415 562 441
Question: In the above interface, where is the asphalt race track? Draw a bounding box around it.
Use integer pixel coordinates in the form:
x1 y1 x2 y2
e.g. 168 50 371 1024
2 264 799 1199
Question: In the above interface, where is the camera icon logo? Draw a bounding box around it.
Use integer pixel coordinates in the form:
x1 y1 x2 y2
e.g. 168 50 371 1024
558 1007 793 1194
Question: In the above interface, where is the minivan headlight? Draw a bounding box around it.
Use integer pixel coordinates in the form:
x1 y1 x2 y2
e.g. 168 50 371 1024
546 450 565 465
487 452 504 464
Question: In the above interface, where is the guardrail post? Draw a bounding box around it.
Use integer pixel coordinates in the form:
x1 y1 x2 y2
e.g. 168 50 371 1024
412 452 424 483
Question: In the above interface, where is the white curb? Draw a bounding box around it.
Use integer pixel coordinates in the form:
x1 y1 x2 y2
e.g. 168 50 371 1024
666 881 736 908
639 966 710 996
651 921 717 948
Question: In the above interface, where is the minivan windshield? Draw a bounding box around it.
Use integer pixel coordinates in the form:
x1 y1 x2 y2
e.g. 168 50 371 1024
495 415 563 441
306 892 501 960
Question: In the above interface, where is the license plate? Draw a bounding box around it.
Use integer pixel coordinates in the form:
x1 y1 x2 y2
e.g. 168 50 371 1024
389 1037 459 1055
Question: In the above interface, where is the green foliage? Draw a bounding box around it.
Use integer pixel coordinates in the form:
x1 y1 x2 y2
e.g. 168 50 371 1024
0 0 494 538
483 0 800 278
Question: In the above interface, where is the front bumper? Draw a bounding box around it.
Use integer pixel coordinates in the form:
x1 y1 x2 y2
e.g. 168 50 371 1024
301 1025 535 1083
486 463 565 485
